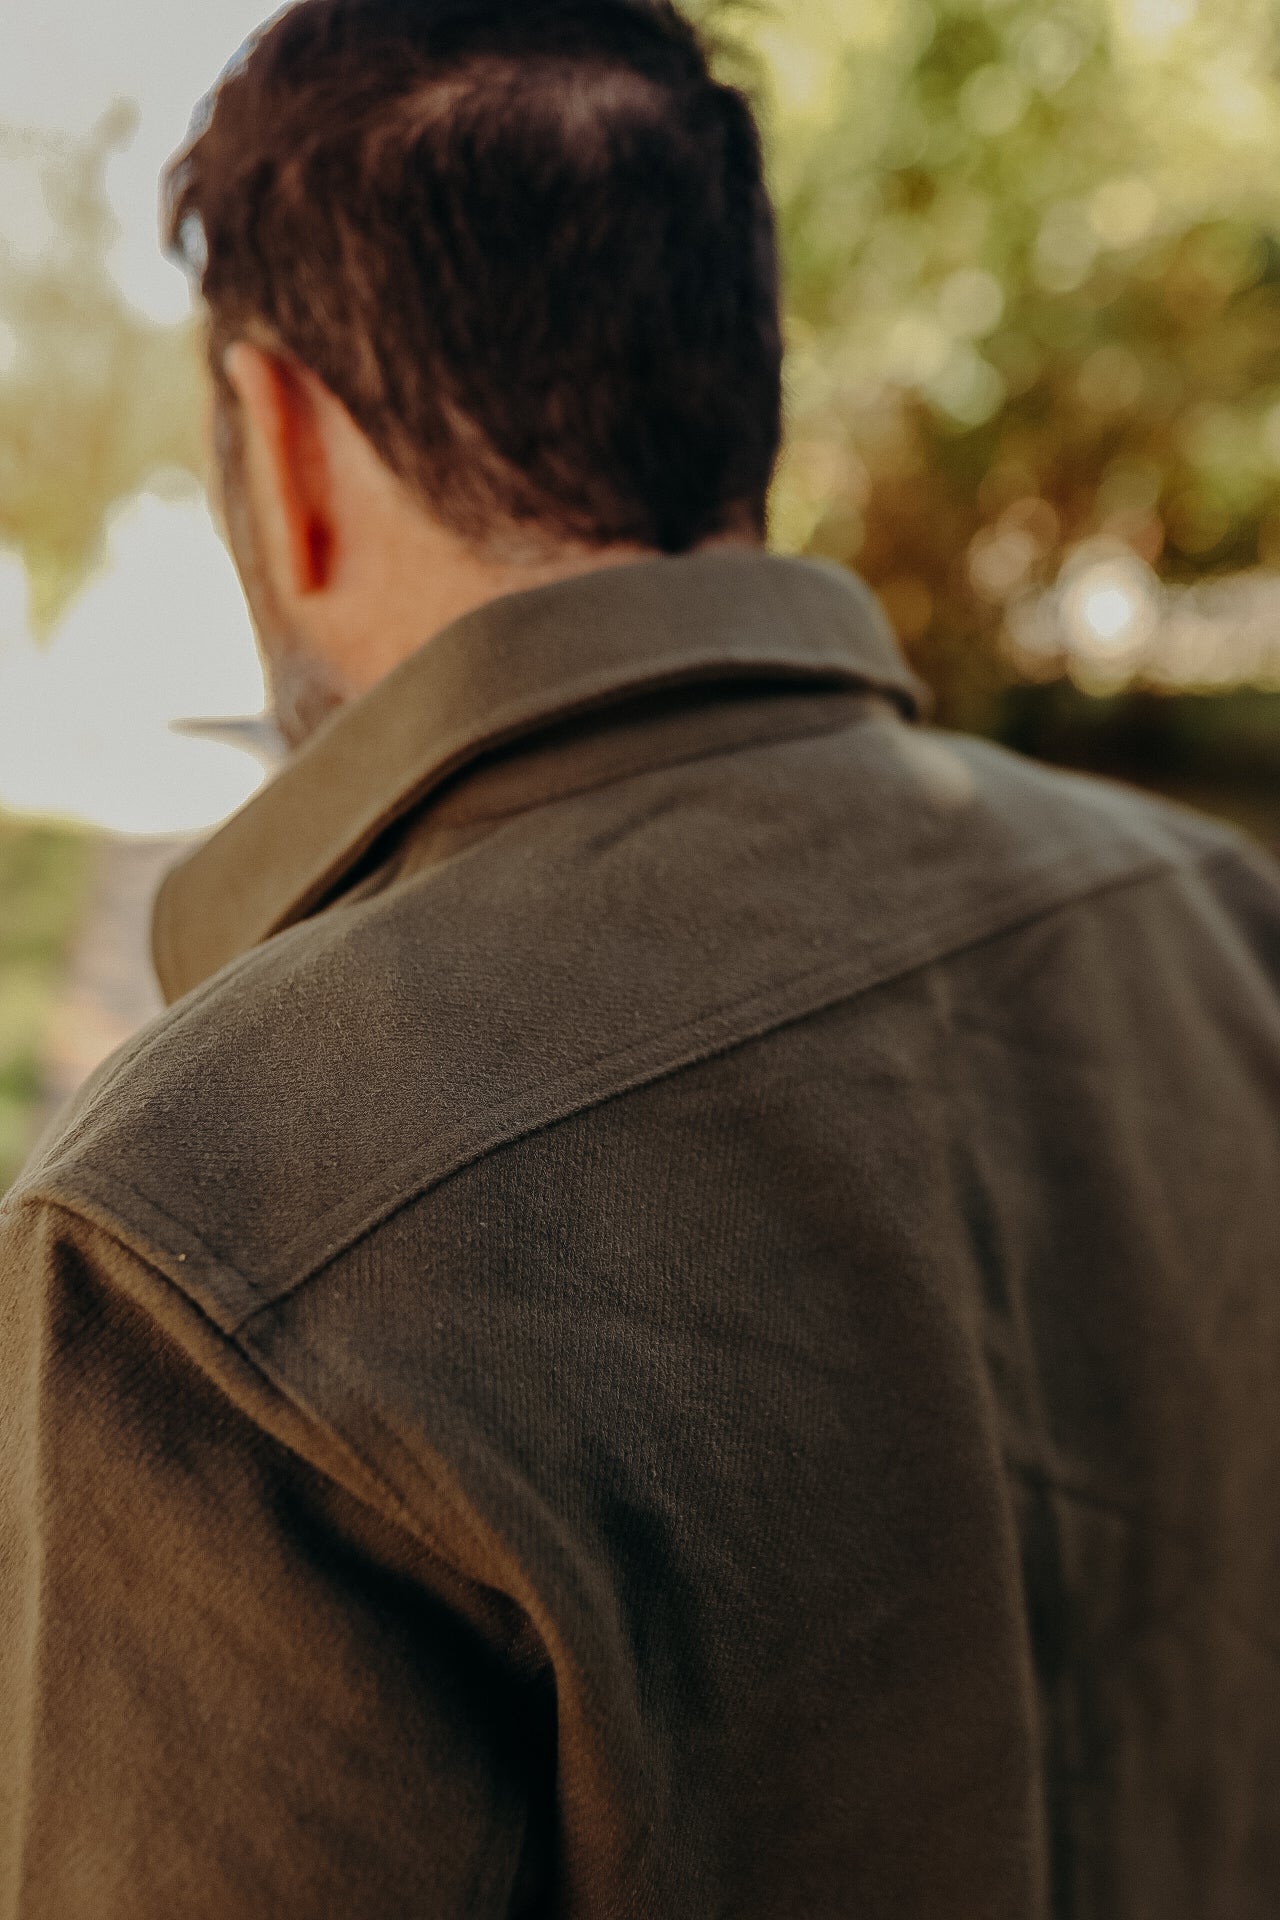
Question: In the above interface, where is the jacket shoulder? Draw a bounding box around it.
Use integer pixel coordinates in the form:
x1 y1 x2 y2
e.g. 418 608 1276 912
14 715 1264 1334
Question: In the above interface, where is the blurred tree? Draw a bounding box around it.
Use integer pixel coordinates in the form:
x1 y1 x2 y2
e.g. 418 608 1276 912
0 106 202 633
717 0 1280 724
0 817 90 1186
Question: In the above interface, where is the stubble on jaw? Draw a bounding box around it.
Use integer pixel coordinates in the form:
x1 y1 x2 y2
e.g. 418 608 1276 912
258 646 353 751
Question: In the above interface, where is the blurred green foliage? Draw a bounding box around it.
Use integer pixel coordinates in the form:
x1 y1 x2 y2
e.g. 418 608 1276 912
0 816 89 1185
0 107 202 632
4 2 1280 724
709 0 1280 724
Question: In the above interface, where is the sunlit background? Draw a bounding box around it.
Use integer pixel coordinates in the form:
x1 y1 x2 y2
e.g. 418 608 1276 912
3 0 1280 1178
0 0 272 840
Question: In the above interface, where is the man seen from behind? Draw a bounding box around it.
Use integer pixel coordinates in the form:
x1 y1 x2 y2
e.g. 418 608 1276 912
2 3 1279 1914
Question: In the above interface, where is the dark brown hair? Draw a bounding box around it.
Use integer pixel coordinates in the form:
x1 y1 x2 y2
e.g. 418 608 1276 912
164 0 783 554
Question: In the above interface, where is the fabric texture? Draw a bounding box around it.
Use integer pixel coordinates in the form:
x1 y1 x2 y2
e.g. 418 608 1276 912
2 548 1278 1918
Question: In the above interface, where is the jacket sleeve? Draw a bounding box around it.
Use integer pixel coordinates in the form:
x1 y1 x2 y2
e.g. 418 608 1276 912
0 1197 535 1920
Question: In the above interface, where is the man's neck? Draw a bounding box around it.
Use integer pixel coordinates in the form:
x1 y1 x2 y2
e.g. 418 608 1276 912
315 524 763 704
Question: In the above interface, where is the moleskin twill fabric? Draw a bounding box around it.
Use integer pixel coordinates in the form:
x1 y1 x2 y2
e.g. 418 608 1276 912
2 548 1279 1919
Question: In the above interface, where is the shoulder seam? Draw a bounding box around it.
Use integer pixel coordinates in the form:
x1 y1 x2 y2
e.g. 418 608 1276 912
10 1193 520 1624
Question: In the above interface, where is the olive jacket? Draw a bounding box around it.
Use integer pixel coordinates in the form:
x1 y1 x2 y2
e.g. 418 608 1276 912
3 550 1279 1919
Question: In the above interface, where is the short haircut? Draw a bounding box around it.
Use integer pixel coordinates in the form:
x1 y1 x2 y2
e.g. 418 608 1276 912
164 0 783 555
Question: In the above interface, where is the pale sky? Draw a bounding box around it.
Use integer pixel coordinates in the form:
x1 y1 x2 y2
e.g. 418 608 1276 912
0 0 280 834
0 0 274 321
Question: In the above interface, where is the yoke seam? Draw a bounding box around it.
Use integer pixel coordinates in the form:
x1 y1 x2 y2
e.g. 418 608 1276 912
233 843 1201 1316
21 839 1242 1332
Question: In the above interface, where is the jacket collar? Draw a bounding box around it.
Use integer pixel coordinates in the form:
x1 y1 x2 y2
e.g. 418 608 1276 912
152 549 925 1002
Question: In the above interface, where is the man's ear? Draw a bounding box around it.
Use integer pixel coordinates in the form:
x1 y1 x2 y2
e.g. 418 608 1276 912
222 341 335 596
